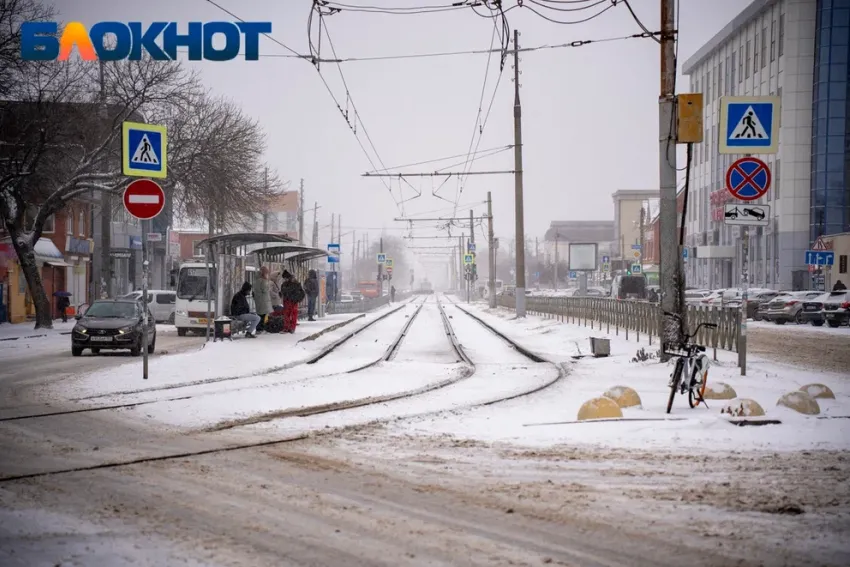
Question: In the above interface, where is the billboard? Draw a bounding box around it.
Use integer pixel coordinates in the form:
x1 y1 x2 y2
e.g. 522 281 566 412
568 243 598 271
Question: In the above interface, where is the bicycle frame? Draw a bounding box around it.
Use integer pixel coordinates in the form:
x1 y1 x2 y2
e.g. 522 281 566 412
663 312 716 413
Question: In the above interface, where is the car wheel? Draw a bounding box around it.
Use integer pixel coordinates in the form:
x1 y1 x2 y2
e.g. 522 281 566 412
812 320 824 327
795 311 803 324
130 339 142 356
71 346 83 357
147 335 156 354
827 320 841 328
753 314 762 321
177 327 187 337
168 313 175 324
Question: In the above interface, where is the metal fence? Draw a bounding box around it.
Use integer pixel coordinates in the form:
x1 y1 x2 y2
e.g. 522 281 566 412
496 295 741 352
325 291 411 315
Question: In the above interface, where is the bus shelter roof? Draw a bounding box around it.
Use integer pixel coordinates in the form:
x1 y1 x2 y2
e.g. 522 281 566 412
287 249 329 262
251 244 328 260
196 232 295 249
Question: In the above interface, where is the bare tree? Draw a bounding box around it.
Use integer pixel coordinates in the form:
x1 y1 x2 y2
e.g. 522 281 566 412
0 0 55 99
0 9 198 328
162 93 281 234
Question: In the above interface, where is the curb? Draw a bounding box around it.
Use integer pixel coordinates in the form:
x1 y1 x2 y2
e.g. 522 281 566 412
0 331 72 342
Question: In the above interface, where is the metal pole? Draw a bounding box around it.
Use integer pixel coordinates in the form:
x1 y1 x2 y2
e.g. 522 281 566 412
739 226 749 375
262 167 269 232
469 209 475 303
512 29 527 317
141 220 150 379
338 214 342 301
487 192 496 308
554 234 559 291
377 237 383 296
639 204 646 272
459 234 464 294
659 0 682 347
204 242 212 341
298 178 305 244
311 202 318 248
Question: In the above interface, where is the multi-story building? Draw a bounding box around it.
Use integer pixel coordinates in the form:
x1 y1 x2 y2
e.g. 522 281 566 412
683 0 849 290
542 221 615 267
611 190 659 271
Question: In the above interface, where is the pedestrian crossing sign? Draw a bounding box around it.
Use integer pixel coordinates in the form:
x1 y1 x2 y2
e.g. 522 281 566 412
718 96 780 155
463 254 474 265
123 122 167 178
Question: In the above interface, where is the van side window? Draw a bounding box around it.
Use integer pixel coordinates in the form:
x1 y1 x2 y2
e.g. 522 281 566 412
156 293 176 305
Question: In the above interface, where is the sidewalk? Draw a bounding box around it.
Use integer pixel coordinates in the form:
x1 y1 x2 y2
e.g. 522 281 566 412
0 321 76 342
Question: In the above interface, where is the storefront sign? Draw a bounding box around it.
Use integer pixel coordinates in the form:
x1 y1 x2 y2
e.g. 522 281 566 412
110 248 132 259
66 236 93 255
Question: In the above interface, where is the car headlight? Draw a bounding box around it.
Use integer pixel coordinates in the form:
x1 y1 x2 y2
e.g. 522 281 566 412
176 310 187 317
74 325 87 334
117 325 136 335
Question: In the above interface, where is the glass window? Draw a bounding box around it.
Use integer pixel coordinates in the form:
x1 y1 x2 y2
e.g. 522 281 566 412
779 14 785 56
762 26 768 68
770 19 776 62
829 117 846 136
746 40 751 78
718 61 724 96
832 45 849 63
834 27 849 46
78 210 85 236
754 32 760 72
829 82 847 99
156 293 176 305
731 51 737 94
66 211 73 235
42 214 55 234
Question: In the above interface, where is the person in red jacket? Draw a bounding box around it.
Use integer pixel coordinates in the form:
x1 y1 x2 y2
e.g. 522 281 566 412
280 271 306 333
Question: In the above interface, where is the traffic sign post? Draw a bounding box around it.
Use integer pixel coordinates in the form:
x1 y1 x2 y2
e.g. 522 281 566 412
724 203 770 226
123 179 165 382
726 157 771 201
719 96 781 154
122 121 167 178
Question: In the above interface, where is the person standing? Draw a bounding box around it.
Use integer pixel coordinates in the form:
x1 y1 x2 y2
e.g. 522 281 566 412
304 269 320 321
834 280 847 291
280 271 306 333
269 270 284 312
390 285 396 303
57 295 70 322
230 282 260 338
253 266 273 333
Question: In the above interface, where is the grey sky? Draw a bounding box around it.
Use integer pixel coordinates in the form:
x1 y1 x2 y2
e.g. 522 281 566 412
57 0 750 246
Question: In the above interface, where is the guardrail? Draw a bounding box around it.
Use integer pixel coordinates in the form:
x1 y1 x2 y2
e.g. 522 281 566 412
325 291 412 315
496 295 741 352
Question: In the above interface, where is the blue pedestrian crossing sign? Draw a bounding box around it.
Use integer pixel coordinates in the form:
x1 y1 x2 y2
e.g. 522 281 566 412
467 242 476 253
719 96 780 155
463 254 474 265
569 271 577 279
122 122 167 178
631 264 642 274
376 253 387 264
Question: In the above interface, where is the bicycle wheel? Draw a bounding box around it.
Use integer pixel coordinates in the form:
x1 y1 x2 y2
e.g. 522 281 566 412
688 357 709 408
666 359 684 414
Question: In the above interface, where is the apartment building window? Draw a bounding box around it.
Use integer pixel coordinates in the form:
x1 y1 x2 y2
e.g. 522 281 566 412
731 51 737 94
78 210 86 236
746 40 751 78
761 26 768 68
840 255 848 274
754 31 760 73
779 13 785 57
66 211 74 235
770 19 776 62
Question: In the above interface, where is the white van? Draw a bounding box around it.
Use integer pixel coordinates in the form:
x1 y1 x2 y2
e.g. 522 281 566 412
120 290 176 323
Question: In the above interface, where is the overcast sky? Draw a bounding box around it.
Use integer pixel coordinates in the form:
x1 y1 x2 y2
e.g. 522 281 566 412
57 0 750 248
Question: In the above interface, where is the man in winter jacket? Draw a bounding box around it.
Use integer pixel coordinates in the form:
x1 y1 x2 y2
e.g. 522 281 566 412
280 271 306 333
230 281 260 338
304 269 320 321
253 266 273 333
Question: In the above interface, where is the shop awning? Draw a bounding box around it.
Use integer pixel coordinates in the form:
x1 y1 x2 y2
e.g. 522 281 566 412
1 237 68 266
45 259 72 267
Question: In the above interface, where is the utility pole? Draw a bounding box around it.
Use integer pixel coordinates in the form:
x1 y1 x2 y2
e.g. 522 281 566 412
554 234 559 291
298 178 305 244
740 227 749 375
311 202 318 248
639 204 646 272
337 214 341 301
659 0 682 347
97 58 112 299
377 237 383 296
262 167 269 232
512 29 527 317
468 209 475 303
487 192 496 308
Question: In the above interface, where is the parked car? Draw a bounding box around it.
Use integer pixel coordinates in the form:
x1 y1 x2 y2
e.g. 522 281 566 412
120 289 176 323
339 294 355 304
822 290 850 327
72 299 156 357
747 290 782 320
685 289 711 305
800 292 831 326
766 290 824 324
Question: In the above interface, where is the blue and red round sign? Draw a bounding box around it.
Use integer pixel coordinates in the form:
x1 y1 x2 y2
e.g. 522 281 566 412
726 156 771 201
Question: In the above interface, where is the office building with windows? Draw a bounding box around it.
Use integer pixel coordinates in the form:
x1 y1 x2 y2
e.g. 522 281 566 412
683 0 849 290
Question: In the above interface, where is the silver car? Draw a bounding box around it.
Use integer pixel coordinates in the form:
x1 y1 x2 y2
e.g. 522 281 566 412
766 291 824 324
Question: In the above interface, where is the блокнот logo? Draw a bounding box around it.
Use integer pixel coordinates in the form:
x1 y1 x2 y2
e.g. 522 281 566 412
20 21 272 61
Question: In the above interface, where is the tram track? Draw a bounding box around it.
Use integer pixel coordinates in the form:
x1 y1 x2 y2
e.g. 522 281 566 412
0 294 566 482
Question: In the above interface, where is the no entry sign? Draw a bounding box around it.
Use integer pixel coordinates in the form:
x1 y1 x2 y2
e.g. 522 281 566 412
123 179 165 220
725 156 771 201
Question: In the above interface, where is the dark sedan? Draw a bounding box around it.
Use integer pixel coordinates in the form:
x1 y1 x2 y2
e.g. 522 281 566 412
72 299 156 357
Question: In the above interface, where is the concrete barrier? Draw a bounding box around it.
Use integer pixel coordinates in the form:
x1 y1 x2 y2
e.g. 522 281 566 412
577 397 623 421
777 391 821 415
602 386 642 408
720 398 765 417
704 382 737 400
799 383 835 400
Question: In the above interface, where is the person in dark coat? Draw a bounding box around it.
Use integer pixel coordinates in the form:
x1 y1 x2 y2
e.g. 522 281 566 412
304 269 320 321
57 295 70 322
834 280 847 291
280 271 306 333
230 281 260 338
390 285 396 303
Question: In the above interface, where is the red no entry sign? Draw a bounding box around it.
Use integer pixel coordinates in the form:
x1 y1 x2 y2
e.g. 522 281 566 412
726 156 771 201
124 179 165 220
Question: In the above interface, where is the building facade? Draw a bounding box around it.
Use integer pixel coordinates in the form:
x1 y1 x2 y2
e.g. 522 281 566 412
683 0 849 291
611 190 659 271
542 221 615 269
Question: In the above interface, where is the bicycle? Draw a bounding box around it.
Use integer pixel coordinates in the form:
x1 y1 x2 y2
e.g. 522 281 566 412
662 311 718 414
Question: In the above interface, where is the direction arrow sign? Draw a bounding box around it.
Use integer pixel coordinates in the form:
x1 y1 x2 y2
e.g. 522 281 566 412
376 253 386 264
726 156 770 201
122 121 167 178
805 250 835 266
123 179 165 220
724 203 770 226
719 96 780 154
